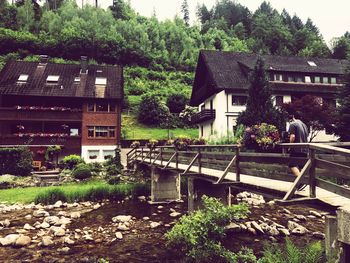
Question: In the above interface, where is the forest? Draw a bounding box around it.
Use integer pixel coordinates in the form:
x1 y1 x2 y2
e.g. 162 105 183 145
0 0 349 138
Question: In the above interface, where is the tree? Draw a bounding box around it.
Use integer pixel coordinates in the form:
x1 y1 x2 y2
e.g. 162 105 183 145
282 95 336 141
138 94 170 126
332 36 350 59
16 0 35 32
181 0 189 26
166 93 189 113
335 59 350 141
237 56 284 130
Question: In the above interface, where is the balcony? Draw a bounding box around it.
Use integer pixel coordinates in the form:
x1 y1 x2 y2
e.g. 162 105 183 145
191 109 216 124
0 107 82 122
269 81 342 94
0 135 82 149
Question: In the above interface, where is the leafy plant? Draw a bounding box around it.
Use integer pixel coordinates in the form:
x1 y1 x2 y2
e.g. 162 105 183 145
44 145 62 161
72 163 92 180
0 147 33 176
146 139 159 149
166 93 189 113
34 189 67 205
130 141 140 148
62 154 84 170
166 196 249 262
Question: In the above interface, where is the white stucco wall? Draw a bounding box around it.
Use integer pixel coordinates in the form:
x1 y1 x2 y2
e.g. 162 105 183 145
81 145 117 163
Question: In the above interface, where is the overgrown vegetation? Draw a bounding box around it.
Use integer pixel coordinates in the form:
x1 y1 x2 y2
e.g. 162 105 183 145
0 147 33 176
166 196 251 262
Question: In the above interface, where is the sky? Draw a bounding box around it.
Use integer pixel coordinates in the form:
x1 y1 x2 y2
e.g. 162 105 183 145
81 0 349 45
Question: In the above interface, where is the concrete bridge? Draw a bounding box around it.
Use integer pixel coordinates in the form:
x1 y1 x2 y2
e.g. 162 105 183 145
127 142 350 262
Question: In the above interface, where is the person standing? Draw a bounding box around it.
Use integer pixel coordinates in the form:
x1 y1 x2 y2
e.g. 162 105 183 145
287 113 309 191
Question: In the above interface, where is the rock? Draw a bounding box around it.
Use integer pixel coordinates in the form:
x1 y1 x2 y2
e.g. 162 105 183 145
98 226 104 232
240 224 247 231
137 196 146 201
164 224 171 228
282 208 292 214
279 228 290 236
58 247 70 254
112 215 132 223
251 221 264 234
312 232 325 239
157 206 164 209
169 212 181 218
58 211 67 217
288 221 301 231
23 223 35 230
292 227 308 235
225 222 241 232
41 236 54 247
142 217 150 221
307 215 316 219
269 236 277 242
247 228 257 235
58 217 71 225
53 227 66 237
310 211 322 218
64 237 75 245
83 235 93 241
117 224 130 231
33 210 49 217
0 234 20 246
295 215 307 221
15 235 31 246
169 208 176 212
115 232 123 240
44 216 60 226
93 204 101 210
268 227 280 236
40 222 50 229
70 212 81 219
24 214 32 220
53 201 63 208
268 200 276 206
150 222 161 229
0 219 10 228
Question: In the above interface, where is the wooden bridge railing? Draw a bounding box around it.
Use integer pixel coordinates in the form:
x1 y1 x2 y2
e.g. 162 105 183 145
127 142 350 201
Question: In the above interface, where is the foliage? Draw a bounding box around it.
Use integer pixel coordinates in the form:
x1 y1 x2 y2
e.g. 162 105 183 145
0 147 33 176
146 139 159 149
72 163 92 180
34 188 67 205
166 93 189 113
138 94 170 126
107 176 121 185
282 95 336 141
259 238 325 263
62 154 84 170
45 145 61 161
237 56 285 131
335 59 350 141
166 196 249 262
173 136 192 151
87 162 103 176
242 123 280 151
105 164 121 177
208 125 245 145
130 140 140 148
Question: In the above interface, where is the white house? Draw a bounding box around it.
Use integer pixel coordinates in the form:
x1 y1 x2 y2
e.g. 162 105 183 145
190 51 348 142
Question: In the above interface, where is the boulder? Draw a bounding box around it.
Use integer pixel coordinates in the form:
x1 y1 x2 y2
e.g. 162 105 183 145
33 210 49 217
70 212 81 219
150 222 161 229
115 232 123 240
169 212 181 218
0 219 10 228
117 224 130 231
15 235 31 246
279 228 290 236
312 232 325 239
251 221 265 234
41 236 54 247
53 201 63 208
40 222 50 229
23 223 35 230
225 222 241 232
112 215 132 223
53 227 66 237
268 227 280 236
44 216 60 226
63 237 75 245
0 234 20 246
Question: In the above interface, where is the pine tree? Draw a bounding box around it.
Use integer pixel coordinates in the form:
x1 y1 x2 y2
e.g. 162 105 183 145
181 0 189 26
237 56 284 130
335 59 350 141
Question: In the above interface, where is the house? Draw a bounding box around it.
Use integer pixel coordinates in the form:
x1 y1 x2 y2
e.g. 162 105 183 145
0 55 123 163
190 50 348 141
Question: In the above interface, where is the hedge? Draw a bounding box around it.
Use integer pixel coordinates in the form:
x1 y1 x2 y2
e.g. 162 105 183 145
0 147 33 176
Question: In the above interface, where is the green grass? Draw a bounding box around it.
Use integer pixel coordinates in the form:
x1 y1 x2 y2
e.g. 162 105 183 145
0 180 148 204
122 114 198 140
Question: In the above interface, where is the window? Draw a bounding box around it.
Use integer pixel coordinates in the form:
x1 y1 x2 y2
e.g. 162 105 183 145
232 95 247 106
331 77 337 84
87 102 114 112
88 103 95 112
305 76 311 83
322 77 329 84
88 150 99 160
314 76 321 83
18 74 28 83
95 77 107 85
103 150 115 159
274 74 282 81
295 76 303 83
275 96 283 107
307 61 317 67
70 128 79 136
96 102 108 112
74 77 80 83
47 75 60 83
87 126 116 138
288 76 294 82
109 104 116 112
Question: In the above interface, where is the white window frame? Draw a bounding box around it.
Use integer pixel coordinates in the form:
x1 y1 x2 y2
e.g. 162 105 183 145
95 77 107 85
307 61 317 67
47 75 60 82
305 76 311 83
330 77 337 84
314 76 321 83
18 74 29 82
322 77 329 84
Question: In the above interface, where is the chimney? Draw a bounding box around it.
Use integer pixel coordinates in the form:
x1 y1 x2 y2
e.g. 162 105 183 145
81 56 88 74
39 55 49 64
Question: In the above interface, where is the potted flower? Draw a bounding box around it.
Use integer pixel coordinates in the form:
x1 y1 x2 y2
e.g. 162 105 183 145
242 123 280 152
173 136 192 151
130 141 140 149
146 139 158 149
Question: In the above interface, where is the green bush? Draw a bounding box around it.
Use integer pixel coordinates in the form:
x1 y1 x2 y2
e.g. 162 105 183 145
166 93 189 113
105 164 121 176
62 154 84 170
34 189 67 205
88 162 103 176
0 147 33 176
166 196 249 262
72 163 92 180
259 238 325 263
138 94 170 126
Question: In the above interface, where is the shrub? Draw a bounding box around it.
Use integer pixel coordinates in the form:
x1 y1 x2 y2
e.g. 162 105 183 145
88 162 103 176
72 163 92 180
34 189 67 205
166 196 249 262
138 94 170 126
0 147 33 176
84 187 110 201
166 93 189 113
107 176 121 185
62 154 84 170
105 164 121 177
242 123 280 151
259 238 325 263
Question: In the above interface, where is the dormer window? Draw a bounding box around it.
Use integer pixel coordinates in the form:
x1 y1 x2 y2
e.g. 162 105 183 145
18 74 28 83
307 61 317 67
95 77 107 85
47 75 59 83
96 70 103 73
74 77 80 83
305 76 311 83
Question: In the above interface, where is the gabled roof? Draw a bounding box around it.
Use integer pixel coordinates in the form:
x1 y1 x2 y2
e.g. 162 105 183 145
0 60 123 100
190 50 348 106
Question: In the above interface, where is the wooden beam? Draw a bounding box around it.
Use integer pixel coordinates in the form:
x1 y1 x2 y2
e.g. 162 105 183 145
215 155 236 184
310 143 350 157
151 152 161 165
180 153 200 175
283 159 312 201
162 152 177 169
315 158 350 180
316 178 350 199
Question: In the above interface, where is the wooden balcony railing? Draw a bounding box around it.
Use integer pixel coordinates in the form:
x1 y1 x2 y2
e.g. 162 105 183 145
0 107 82 122
0 135 82 148
191 109 216 124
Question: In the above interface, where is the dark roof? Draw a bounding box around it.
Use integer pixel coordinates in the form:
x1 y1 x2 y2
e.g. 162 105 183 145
0 60 123 100
190 50 348 105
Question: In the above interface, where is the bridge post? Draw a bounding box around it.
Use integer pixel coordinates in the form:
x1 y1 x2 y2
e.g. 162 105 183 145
149 166 181 204
188 177 194 212
309 148 316 198
235 147 240 182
